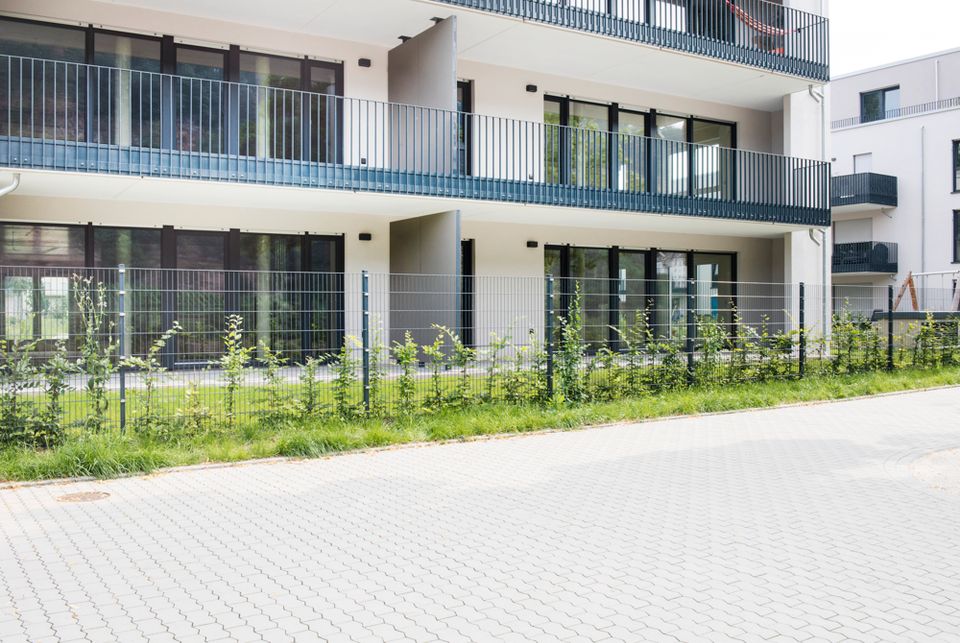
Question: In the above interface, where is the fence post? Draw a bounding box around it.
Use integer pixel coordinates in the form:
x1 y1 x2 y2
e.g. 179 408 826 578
117 264 127 433
361 270 370 413
686 278 695 384
546 275 555 397
799 282 806 379
887 285 895 370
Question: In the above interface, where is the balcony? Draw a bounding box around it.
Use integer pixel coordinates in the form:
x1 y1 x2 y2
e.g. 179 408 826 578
0 55 829 227
431 0 829 81
831 173 898 213
832 242 898 275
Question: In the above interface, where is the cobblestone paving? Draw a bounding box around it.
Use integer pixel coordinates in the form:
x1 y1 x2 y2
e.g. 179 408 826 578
3 388 960 642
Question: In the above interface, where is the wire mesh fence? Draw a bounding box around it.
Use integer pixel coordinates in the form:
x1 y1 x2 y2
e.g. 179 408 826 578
1 265 958 446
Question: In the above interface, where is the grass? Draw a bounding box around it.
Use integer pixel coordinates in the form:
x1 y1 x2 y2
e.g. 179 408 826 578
3 366 960 483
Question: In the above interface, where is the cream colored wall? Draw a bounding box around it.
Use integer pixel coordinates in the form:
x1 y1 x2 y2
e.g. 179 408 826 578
459 60 777 154
463 219 775 281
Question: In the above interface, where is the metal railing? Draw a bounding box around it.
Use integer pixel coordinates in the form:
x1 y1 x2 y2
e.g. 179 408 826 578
433 0 829 80
832 96 960 130
832 241 898 274
830 172 898 209
0 54 830 226
3 264 960 446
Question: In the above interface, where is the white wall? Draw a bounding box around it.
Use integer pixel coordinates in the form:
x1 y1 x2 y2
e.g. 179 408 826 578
832 49 960 123
832 107 960 283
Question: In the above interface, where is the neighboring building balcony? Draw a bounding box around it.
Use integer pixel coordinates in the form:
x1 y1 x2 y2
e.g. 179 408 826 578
831 173 898 213
832 241 898 275
0 55 830 227
431 0 829 81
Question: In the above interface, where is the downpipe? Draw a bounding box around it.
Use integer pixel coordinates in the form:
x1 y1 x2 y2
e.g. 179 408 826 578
808 84 829 337
0 173 20 198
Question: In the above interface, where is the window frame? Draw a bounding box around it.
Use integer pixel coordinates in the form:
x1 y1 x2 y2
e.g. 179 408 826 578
952 140 959 193
954 210 960 264
544 243 737 348
860 86 900 123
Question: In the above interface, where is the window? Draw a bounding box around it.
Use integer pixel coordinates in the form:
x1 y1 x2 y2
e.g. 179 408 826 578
0 224 84 342
617 110 647 192
860 86 900 123
93 227 162 268
953 141 959 192
544 97 610 189
954 211 960 264
236 53 342 162
457 81 473 176
691 119 735 199
91 32 163 148
175 46 228 154
0 18 88 141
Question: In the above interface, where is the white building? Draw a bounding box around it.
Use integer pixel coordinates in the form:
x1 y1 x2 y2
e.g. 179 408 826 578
0 0 831 357
831 48 960 309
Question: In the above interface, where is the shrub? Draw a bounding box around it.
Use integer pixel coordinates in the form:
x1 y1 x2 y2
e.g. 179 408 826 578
257 340 290 423
367 320 387 418
213 315 255 425
485 331 510 402
121 322 181 435
332 337 361 419
74 275 117 432
297 355 325 418
392 331 419 418
421 331 446 410
36 341 76 448
0 338 39 447
556 283 586 403
437 326 476 407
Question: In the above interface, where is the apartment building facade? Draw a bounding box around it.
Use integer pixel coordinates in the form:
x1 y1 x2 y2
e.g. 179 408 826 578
0 0 830 356
831 48 960 307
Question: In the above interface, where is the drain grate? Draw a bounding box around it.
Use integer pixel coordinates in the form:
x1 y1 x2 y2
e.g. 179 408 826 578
57 491 110 503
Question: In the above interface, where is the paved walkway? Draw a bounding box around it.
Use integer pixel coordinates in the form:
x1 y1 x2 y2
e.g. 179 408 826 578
3 388 960 642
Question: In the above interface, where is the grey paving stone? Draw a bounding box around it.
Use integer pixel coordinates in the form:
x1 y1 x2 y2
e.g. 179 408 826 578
2 388 960 640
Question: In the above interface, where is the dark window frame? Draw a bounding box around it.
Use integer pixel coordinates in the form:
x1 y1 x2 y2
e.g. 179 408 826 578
953 140 960 193
457 80 473 176
859 86 900 124
954 210 960 264
544 243 737 348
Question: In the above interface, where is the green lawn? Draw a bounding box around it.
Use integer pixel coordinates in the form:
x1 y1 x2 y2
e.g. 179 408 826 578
3 366 959 483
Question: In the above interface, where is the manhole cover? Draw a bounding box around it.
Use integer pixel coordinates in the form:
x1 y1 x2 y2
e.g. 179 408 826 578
911 448 960 495
57 491 110 503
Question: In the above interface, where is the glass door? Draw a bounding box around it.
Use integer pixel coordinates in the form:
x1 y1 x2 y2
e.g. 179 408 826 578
305 60 341 163
175 231 227 365
691 119 734 200
652 114 688 196
655 250 688 340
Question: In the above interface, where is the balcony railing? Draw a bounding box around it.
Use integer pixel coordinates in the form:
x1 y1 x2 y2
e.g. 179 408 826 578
0 54 830 226
832 96 960 130
831 173 898 209
433 0 829 81
833 242 898 274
